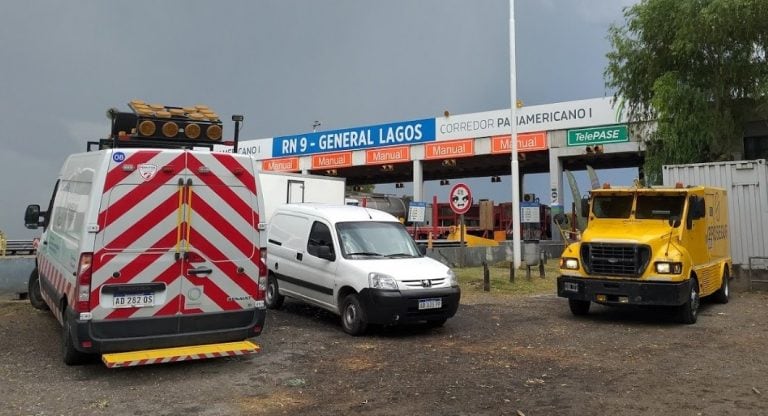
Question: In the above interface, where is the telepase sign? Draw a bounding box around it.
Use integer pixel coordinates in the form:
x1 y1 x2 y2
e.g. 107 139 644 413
566 125 628 146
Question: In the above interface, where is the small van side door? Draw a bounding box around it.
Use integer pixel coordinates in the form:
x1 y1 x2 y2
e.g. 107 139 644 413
297 220 337 308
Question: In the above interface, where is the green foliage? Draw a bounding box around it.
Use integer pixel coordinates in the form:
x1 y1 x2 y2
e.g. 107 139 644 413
605 0 768 184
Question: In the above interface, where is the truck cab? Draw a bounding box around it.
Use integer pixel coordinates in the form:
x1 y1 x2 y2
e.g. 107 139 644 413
557 184 732 324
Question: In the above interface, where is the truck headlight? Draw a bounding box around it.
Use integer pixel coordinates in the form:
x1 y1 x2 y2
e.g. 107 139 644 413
369 272 398 290
560 257 579 270
447 269 458 287
655 262 683 274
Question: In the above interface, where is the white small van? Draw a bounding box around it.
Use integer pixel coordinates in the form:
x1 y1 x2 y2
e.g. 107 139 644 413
265 204 460 335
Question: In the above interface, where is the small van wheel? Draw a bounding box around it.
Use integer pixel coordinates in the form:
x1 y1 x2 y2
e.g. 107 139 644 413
712 268 730 304
265 275 284 310
62 311 88 366
341 294 368 336
568 299 590 316
28 268 48 311
677 278 700 325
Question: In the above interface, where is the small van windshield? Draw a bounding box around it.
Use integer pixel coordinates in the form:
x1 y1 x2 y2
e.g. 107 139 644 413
336 221 421 259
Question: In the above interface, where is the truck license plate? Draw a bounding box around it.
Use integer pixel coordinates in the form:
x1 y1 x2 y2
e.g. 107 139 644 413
418 298 442 310
564 282 579 293
113 293 154 308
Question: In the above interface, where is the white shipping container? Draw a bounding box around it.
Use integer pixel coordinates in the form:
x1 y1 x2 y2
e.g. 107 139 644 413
662 159 768 266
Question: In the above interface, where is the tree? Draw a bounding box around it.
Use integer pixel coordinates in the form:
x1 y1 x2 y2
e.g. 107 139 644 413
605 0 768 184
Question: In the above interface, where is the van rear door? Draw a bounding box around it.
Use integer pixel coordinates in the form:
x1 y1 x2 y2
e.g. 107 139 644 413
180 151 262 323
92 149 188 326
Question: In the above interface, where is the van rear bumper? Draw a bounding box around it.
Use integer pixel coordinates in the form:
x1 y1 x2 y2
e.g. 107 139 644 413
557 276 691 306
67 308 267 354
358 287 461 325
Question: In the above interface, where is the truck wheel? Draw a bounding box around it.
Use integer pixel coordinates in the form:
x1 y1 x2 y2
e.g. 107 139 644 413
712 268 730 304
677 278 700 324
340 294 368 336
28 268 48 311
568 299 590 316
62 310 88 365
265 274 284 310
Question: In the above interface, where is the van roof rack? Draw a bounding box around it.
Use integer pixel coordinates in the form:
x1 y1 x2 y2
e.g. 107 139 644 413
87 100 241 152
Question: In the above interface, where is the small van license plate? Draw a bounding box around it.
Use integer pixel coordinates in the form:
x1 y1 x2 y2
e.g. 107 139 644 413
418 298 442 310
113 293 154 308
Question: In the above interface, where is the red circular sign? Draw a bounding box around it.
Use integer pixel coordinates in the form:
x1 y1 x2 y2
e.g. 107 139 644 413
449 183 472 215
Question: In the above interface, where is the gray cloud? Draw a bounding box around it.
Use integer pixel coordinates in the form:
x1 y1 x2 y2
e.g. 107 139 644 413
0 0 637 238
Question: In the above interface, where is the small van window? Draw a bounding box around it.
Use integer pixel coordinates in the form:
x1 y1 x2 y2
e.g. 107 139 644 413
307 221 334 258
51 180 91 243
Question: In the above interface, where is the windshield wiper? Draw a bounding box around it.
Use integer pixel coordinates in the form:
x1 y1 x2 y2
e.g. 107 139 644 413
385 253 416 258
346 251 383 257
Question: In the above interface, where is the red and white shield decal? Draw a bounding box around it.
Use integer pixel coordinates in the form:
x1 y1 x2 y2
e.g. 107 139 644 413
138 164 158 181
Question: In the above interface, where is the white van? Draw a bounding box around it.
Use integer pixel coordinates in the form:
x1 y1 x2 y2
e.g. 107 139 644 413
24 103 267 367
265 204 460 335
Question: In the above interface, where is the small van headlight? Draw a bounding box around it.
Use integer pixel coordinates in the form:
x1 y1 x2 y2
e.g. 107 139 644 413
447 269 458 287
369 272 398 290
655 262 683 274
560 257 579 270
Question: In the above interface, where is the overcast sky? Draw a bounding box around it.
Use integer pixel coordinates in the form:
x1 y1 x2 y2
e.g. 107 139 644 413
0 0 638 238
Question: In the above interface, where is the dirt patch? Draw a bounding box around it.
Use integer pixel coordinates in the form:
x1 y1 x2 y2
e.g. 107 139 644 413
1 291 767 415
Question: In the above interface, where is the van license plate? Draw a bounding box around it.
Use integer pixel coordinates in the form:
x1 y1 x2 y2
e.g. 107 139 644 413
113 293 154 308
418 298 442 310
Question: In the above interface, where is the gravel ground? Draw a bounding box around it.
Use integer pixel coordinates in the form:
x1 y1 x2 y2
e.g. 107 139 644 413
1 288 767 416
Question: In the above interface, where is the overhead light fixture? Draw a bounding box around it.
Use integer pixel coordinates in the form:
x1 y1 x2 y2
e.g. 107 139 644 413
381 164 394 172
442 159 456 167
325 169 338 176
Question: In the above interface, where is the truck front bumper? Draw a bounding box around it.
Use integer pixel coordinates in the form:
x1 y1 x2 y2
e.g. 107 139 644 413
557 276 691 306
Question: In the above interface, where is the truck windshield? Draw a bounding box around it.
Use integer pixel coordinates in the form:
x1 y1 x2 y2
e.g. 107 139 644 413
635 195 685 220
336 221 421 259
591 195 633 219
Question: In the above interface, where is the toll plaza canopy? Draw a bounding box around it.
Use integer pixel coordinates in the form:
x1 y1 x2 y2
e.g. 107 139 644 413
214 97 643 207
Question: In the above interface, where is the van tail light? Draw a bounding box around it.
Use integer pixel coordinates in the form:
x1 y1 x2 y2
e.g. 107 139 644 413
257 248 267 295
76 253 93 313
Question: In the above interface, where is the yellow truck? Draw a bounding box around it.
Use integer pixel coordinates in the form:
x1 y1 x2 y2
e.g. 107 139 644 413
557 184 731 324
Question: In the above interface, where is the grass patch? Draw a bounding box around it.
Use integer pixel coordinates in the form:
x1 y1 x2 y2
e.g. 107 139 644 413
455 261 559 303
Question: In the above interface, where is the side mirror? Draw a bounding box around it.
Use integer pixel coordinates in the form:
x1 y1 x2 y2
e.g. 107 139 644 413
580 197 590 218
24 205 43 229
317 245 335 261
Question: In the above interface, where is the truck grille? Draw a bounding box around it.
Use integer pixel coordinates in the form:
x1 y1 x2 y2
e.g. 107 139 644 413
580 243 650 277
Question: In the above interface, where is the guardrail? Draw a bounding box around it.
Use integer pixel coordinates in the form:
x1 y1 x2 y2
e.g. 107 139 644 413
1 240 36 257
